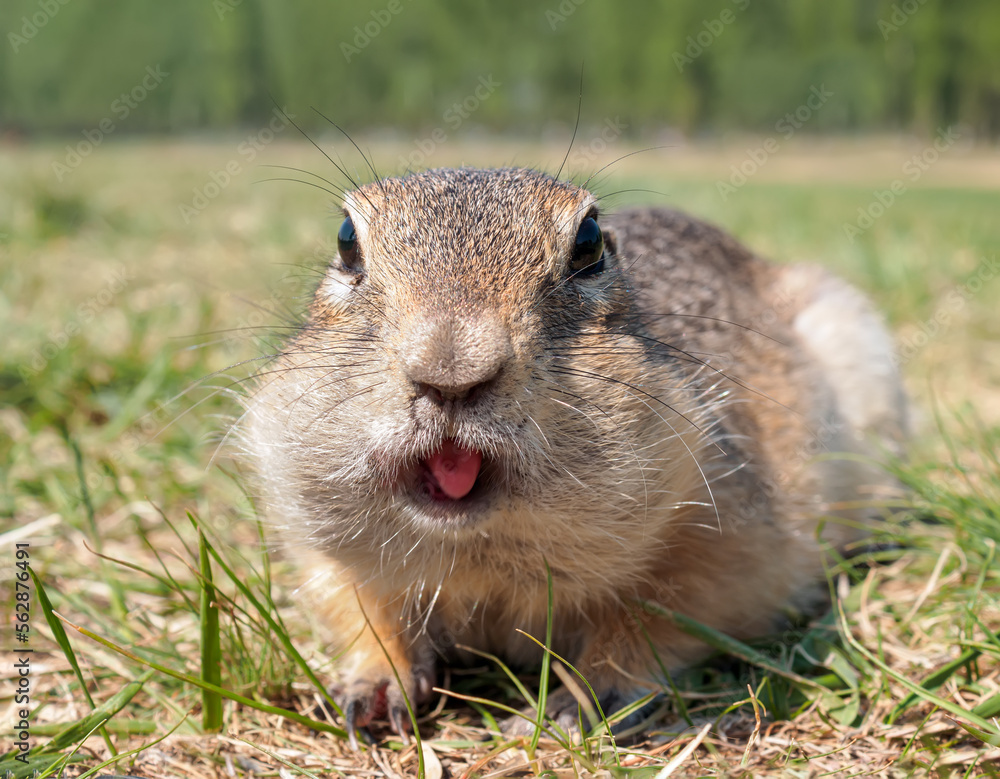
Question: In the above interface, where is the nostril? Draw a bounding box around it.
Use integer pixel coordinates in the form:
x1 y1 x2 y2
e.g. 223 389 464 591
413 372 499 406
464 379 490 404
414 376 496 406
416 382 446 406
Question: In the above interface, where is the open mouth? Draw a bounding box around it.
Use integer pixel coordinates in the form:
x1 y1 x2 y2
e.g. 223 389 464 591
420 439 484 502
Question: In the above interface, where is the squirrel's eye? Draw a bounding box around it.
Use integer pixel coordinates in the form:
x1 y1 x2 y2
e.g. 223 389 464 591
567 216 605 277
337 216 362 272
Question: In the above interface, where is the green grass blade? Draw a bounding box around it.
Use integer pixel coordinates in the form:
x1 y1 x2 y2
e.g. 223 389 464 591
75 713 191 779
55 612 347 738
639 601 827 691
889 645 983 724
453 643 537 709
36 714 119 779
951 717 1000 748
0 668 154 777
889 610 1000 723
0 753 85 779
199 529 223 732
529 560 555 753
27 566 118 757
191 514 343 717
87 540 198 613
515 629 622 761
965 607 1000 718
635 616 692 727
30 720 157 736
37 669 155 753
972 694 1000 719
139 534 200 612
354 595 423 775
432 687 565 743
234 737 336 778
835 601 999 733
468 700 502 734
67 436 128 622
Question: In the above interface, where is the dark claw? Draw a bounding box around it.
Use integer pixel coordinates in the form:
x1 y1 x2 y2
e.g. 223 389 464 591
344 695 379 751
345 721 375 751
345 698 361 751
344 698 375 751
312 694 340 723
388 704 410 745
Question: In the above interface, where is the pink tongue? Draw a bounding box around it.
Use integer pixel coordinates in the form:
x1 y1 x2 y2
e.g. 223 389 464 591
425 440 482 500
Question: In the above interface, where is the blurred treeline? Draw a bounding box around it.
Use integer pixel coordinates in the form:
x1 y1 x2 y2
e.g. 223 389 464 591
2 0 999 138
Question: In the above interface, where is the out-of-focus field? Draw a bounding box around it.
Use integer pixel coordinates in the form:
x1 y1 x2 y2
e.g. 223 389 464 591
4 135 999 443
2 136 1000 776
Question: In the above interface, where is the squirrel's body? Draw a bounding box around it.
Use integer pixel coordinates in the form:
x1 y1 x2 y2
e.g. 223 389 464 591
244 167 905 738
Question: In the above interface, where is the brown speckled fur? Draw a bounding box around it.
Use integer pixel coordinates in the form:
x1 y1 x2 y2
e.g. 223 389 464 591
243 167 905 739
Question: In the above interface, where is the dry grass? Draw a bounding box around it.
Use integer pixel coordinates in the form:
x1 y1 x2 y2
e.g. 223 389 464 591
2 135 1000 777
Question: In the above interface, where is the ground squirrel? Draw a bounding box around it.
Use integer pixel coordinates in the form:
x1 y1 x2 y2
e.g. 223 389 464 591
243 166 906 744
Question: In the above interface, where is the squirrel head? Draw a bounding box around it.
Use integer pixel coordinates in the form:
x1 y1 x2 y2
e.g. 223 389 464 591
247 167 698 580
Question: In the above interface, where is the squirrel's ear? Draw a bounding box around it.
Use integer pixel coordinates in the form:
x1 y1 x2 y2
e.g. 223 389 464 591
601 226 618 257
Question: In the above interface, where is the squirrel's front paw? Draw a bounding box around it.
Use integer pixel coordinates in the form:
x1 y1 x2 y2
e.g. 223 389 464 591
333 661 434 750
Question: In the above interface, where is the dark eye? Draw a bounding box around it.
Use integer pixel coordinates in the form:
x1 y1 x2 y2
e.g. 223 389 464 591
337 216 362 272
567 216 605 277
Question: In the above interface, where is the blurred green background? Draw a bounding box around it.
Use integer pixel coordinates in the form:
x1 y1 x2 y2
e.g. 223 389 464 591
2 0 998 487
2 0 999 138
1 5 999 773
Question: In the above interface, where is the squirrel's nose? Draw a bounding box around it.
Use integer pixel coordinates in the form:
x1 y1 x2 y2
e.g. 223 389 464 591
401 314 512 404
413 378 494 406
